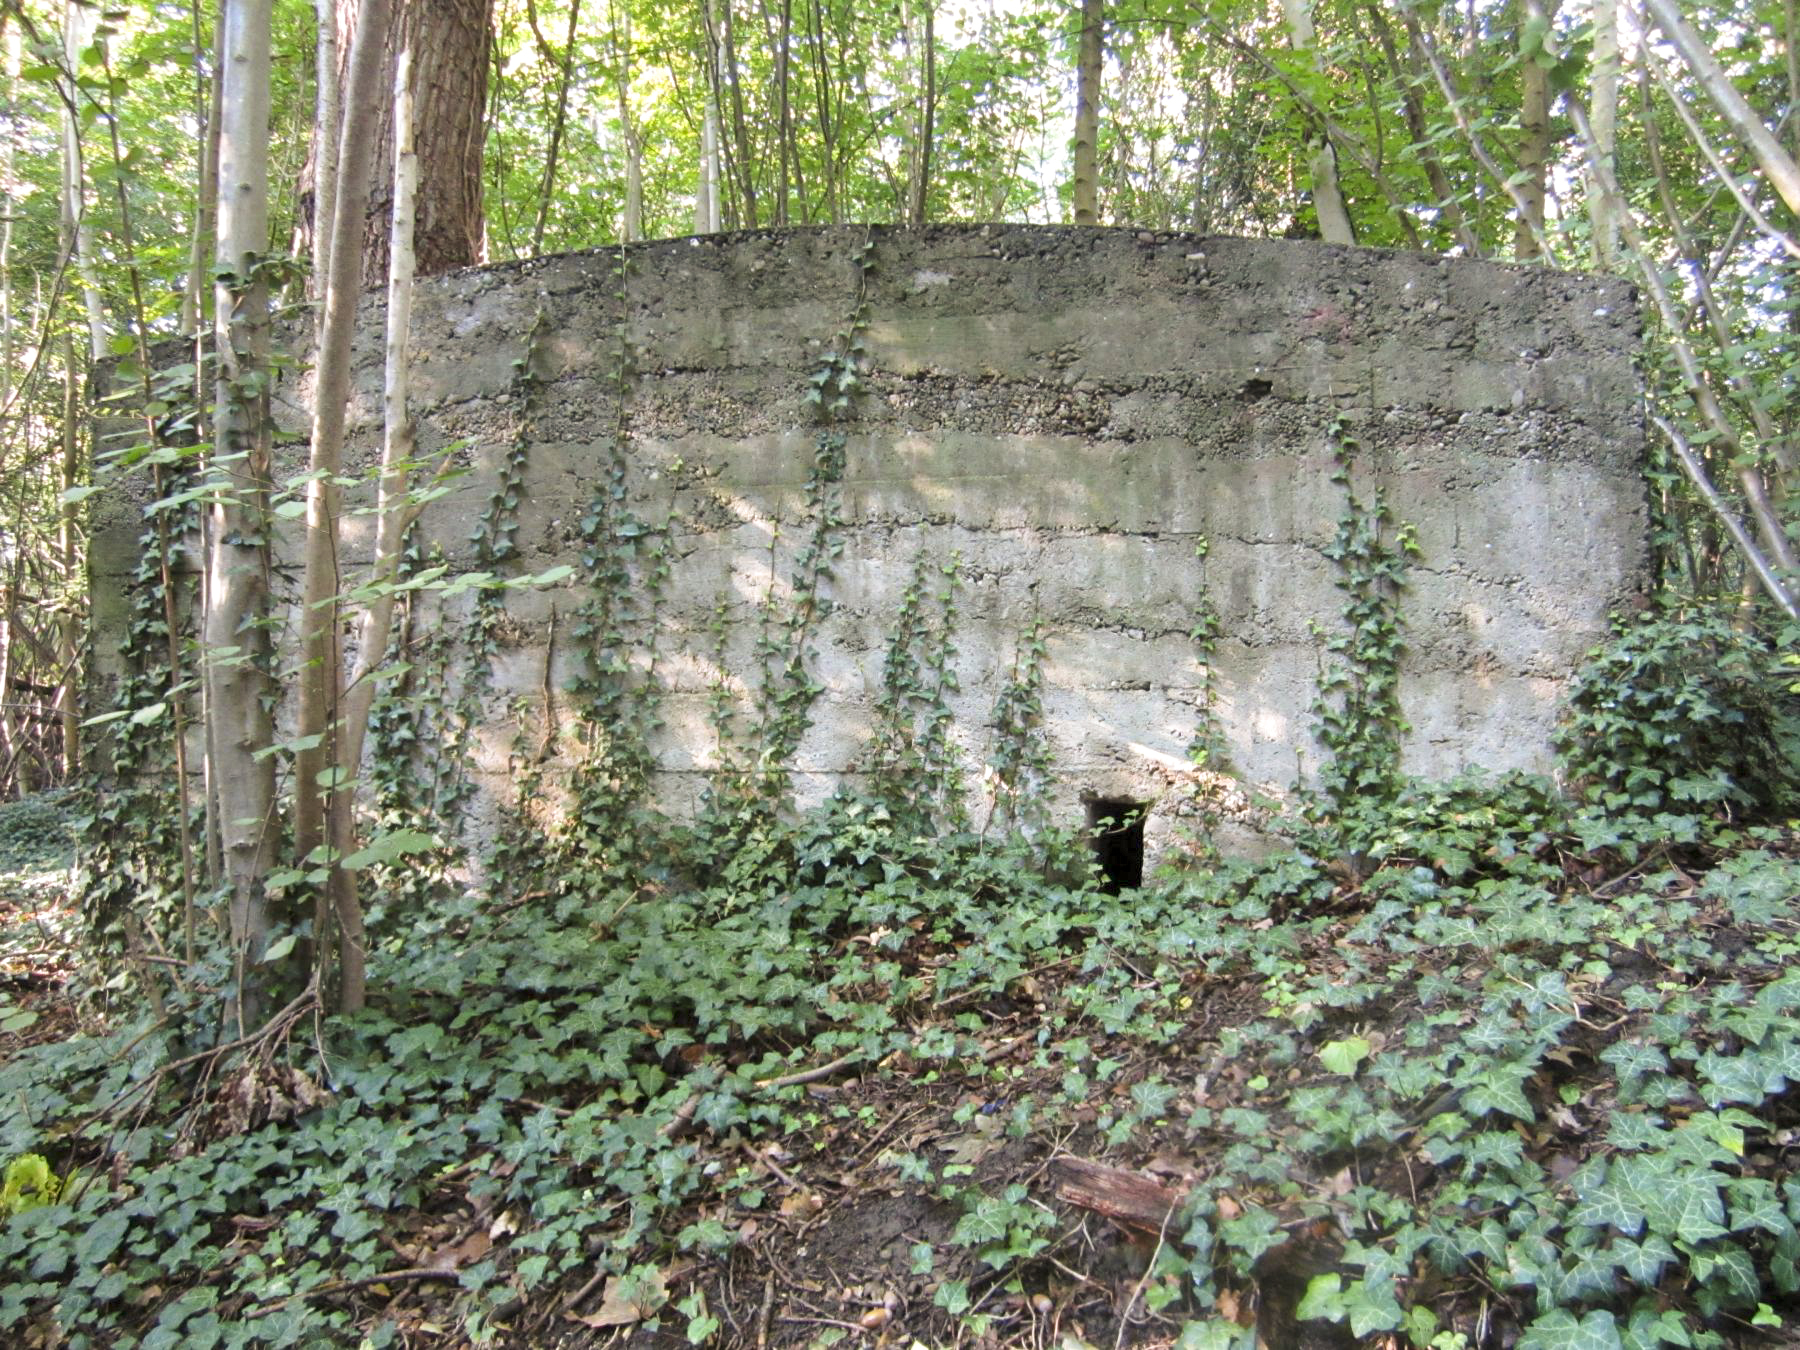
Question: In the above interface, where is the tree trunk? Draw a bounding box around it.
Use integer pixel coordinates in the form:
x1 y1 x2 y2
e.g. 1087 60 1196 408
0 568 16 793
531 0 582 254
341 44 419 792
181 7 225 336
1281 0 1354 244
209 0 280 1028
2 17 22 400
1071 0 1102 225
807 0 839 224
1514 0 1555 260
295 0 393 1015
327 40 427 1023
721 0 759 228
614 0 643 241
314 0 490 282
695 0 724 233
903 0 935 225
1586 0 1620 268
312 0 341 287
57 334 80 779
758 0 793 225
61 0 106 359
1363 1 1479 256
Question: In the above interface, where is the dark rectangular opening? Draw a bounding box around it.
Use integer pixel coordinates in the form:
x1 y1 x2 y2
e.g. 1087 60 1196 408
1086 797 1146 894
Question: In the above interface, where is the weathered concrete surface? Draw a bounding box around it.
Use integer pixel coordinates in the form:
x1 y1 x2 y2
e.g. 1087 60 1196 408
91 225 1646 859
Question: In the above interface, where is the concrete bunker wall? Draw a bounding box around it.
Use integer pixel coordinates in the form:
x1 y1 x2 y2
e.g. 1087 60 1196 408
91 225 1647 860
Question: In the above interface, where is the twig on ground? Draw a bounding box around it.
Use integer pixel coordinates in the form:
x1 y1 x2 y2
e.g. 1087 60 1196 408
244 1266 459 1318
756 1271 776 1348
756 1051 862 1089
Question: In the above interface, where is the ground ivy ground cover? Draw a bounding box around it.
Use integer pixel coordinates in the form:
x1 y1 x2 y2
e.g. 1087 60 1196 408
1 774 1799 1348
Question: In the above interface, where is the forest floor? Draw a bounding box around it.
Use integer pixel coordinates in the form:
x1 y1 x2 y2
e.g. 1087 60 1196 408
4 790 1800 1349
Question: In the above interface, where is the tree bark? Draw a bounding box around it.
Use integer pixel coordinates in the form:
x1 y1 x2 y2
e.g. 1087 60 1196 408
61 0 106 359
757 0 793 225
341 44 419 792
806 0 839 223
1514 0 1556 261
1071 0 1102 225
695 0 724 233
1281 0 1354 245
1586 0 1620 269
613 0 643 240
56 333 79 779
295 0 393 1015
312 0 341 287
310 0 489 282
904 0 935 226
208 0 280 1027
2 18 21 399
328 42 427 1023
721 0 759 228
1569 98 1800 608
180 5 225 336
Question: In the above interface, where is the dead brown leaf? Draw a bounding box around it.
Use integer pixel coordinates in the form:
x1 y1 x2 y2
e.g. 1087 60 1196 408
577 1267 670 1328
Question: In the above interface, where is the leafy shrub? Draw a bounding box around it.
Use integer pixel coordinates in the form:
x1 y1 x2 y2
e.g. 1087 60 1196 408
1556 608 1800 818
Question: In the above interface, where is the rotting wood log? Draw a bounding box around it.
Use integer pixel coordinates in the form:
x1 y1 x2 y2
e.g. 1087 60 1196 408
1052 1157 1189 1233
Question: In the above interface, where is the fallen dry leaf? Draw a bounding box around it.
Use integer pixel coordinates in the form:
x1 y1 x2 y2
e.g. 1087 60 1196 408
578 1267 670 1328
431 1229 492 1270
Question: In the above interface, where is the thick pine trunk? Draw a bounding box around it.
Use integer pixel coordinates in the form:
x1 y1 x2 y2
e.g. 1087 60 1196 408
309 0 490 280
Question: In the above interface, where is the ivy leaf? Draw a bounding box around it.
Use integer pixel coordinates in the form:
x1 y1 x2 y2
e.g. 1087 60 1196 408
1517 1308 1623 1350
342 829 439 871
1342 1277 1403 1337
1728 1177 1793 1237
1697 1049 1773 1107
1318 1037 1371 1077
1556 1245 1621 1302
1612 1234 1676 1285
1463 1062 1536 1121
1295 1274 1345 1323
1571 1164 1648 1237
1218 1208 1287 1273
75 1210 128 1268
1175 1322 1255 1350
1691 1241 1760 1307
950 1196 1012 1250
1605 1112 1666 1151
1615 1154 1725 1243
1622 1303 1693 1350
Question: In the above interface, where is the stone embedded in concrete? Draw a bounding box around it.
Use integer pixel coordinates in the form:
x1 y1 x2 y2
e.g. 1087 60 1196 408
89 225 1646 861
